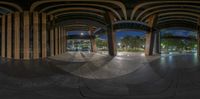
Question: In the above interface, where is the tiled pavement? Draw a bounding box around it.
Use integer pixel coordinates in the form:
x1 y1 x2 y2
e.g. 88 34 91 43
0 52 199 99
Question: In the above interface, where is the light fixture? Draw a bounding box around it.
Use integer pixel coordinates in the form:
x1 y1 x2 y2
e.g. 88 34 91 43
118 43 121 46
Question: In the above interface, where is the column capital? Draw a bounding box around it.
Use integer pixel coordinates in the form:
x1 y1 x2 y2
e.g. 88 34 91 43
105 11 116 25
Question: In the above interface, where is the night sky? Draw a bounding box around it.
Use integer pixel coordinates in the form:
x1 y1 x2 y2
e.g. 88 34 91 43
68 28 197 41
160 28 197 37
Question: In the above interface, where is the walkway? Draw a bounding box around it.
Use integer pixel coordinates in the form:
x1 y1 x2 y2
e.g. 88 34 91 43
0 52 199 99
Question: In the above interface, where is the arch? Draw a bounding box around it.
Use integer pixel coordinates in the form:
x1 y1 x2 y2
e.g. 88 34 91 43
64 24 89 28
159 12 199 18
55 12 104 18
158 16 197 23
158 19 197 24
0 6 12 14
30 0 127 19
158 16 197 21
55 16 106 26
64 27 90 31
113 20 150 32
159 27 197 32
39 3 122 20
131 1 200 20
58 19 106 28
136 4 200 20
47 7 105 15
140 8 200 21
0 1 22 12
157 21 197 30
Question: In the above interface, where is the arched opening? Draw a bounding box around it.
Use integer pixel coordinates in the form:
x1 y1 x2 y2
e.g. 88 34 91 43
95 33 108 55
67 31 92 52
115 30 146 56
160 28 197 55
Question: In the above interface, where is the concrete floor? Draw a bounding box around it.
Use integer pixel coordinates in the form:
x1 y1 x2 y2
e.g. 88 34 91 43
0 52 199 99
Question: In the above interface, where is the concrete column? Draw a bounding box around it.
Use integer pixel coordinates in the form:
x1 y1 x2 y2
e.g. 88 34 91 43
23 11 30 59
64 31 67 52
105 12 116 56
14 12 20 59
58 27 61 54
55 27 58 55
153 31 161 54
60 27 63 54
198 18 200 56
7 14 12 58
91 39 97 52
41 13 47 58
33 12 39 59
145 15 158 56
1 15 6 58
155 31 161 54
198 32 200 56
62 28 64 53
60 27 62 54
107 28 116 56
50 15 54 56
62 28 65 53
89 27 97 52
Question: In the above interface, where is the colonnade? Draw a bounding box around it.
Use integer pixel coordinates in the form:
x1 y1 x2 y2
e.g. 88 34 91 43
1 11 66 60
2 11 197 60
105 13 161 56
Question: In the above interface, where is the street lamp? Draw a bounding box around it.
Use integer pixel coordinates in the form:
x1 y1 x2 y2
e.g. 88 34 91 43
118 43 121 46
118 43 121 49
81 32 84 36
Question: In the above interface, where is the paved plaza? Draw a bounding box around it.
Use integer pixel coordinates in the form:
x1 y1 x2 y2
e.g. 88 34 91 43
0 52 198 99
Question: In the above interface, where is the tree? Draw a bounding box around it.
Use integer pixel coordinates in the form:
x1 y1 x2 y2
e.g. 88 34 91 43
120 35 145 51
121 35 132 50
161 33 197 52
96 37 107 50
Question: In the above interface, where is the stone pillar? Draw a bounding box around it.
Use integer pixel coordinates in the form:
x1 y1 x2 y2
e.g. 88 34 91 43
145 15 158 56
7 14 12 58
62 28 65 53
64 31 67 52
62 27 65 53
41 13 47 58
23 11 30 60
50 15 54 56
60 27 63 53
58 27 61 54
91 38 97 52
198 33 200 56
14 12 20 59
107 28 116 56
153 30 161 54
55 27 58 55
89 27 97 52
33 12 39 59
155 31 161 54
198 18 200 56
105 12 116 56
1 15 6 58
